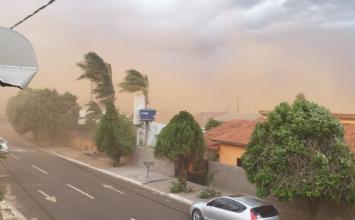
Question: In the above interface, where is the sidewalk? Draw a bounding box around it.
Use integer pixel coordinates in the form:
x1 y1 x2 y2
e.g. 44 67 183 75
44 145 209 204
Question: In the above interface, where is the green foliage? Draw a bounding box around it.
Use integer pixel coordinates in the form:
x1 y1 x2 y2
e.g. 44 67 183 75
6 88 80 142
169 180 192 193
197 187 221 199
77 52 115 105
205 118 223 131
242 99 355 204
95 102 135 166
83 101 103 134
155 111 204 184
118 69 149 104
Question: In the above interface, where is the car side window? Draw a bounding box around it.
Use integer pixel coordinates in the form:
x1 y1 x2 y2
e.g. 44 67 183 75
207 198 230 210
226 200 247 213
207 199 222 208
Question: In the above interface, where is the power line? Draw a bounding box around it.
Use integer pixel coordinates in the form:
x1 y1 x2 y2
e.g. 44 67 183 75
10 0 56 30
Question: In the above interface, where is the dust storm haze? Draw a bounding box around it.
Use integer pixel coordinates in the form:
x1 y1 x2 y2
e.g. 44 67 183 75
1 0 355 121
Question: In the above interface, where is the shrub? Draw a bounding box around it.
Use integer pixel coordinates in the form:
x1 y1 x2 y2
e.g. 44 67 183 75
197 187 221 199
169 180 192 193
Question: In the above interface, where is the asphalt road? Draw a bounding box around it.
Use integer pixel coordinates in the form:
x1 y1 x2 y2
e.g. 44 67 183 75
0 139 190 220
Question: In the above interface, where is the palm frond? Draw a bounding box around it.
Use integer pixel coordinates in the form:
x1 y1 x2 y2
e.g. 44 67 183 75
118 69 149 104
77 52 115 105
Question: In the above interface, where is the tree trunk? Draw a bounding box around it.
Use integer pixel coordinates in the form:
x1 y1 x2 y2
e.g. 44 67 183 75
178 159 189 185
177 158 189 186
308 199 320 220
113 153 121 167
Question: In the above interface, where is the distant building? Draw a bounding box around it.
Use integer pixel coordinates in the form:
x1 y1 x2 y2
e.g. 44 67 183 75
194 112 259 128
78 109 87 126
136 121 165 146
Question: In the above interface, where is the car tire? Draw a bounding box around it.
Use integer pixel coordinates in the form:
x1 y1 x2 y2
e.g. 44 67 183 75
192 209 204 220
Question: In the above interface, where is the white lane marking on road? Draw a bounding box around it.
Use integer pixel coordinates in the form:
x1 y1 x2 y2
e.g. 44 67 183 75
67 184 95 199
37 190 56 203
32 165 48 175
102 184 125 195
9 154 20 160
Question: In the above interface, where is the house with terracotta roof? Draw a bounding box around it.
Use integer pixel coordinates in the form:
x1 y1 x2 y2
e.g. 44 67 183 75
206 112 355 167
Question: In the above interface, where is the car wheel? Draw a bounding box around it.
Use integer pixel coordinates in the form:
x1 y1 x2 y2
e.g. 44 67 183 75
192 209 204 220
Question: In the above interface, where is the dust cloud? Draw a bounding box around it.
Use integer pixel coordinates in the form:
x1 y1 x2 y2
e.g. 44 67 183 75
1 0 355 122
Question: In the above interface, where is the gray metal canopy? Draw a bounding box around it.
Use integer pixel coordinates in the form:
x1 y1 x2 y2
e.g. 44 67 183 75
0 26 38 89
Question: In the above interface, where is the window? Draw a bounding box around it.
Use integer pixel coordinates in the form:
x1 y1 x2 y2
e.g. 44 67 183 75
207 199 223 208
252 205 279 218
207 151 219 161
208 198 246 213
236 158 242 167
226 200 246 213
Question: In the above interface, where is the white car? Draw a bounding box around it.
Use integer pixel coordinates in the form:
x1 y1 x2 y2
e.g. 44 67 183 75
190 195 279 220
0 138 8 154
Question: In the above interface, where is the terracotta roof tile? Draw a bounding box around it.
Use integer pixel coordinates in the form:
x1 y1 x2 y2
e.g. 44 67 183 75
212 120 261 146
204 118 264 150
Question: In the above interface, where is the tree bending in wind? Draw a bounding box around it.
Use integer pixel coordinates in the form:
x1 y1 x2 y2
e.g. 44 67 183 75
77 52 115 128
118 69 149 105
77 52 115 105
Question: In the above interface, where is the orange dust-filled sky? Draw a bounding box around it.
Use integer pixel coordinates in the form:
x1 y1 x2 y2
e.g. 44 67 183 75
1 0 355 121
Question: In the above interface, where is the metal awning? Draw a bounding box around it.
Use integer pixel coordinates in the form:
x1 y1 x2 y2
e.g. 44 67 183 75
0 26 38 89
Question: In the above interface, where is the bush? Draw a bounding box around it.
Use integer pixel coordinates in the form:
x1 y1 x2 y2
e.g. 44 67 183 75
95 102 135 166
197 187 221 199
169 180 192 193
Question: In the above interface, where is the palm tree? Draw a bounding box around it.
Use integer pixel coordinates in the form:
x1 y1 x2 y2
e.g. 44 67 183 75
77 52 115 105
118 69 149 105
118 69 150 145
77 52 116 135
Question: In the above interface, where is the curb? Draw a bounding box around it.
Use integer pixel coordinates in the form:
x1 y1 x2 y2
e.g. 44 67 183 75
54 153 194 206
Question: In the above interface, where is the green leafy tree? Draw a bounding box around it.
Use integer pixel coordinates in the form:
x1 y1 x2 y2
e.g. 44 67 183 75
83 101 103 133
242 99 355 219
205 118 223 131
155 111 204 187
95 102 135 166
6 88 80 143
